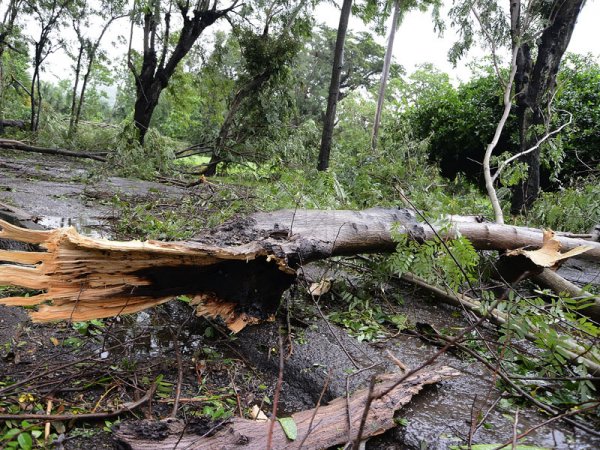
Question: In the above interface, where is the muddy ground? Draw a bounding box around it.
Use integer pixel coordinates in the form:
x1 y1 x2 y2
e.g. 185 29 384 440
1 150 599 449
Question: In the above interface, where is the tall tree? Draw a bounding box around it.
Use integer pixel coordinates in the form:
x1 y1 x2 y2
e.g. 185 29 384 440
450 0 587 215
370 0 440 152
0 0 23 134
128 0 239 144
27 0 72 131
510 0 586 213
317 0 353 171
371 0 400 152
68 0 126 136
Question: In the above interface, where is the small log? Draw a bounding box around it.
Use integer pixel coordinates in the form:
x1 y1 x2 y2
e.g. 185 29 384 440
0 138 107 162
113 366 461 450
533 269 600 323
0 119 26 129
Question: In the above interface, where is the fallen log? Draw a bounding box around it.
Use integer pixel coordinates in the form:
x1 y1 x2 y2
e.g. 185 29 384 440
1 208 598 330
113 365 461 450
533 269 600 323
0 119 26 129
0 138 107 162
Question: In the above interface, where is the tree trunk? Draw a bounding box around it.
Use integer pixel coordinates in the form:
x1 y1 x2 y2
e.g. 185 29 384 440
113 366 460 450
0 0 22 136
69 44 84 135
1 208 598 327
317 0 353 171
371 0 401 152
510 0 585 214
131 6 230 144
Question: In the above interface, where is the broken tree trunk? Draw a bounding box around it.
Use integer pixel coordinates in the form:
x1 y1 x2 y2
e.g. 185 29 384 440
1 208 598 330
113 365 461 450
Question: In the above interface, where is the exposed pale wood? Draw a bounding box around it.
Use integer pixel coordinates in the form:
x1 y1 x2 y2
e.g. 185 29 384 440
113 366 461 450
0 218 294 323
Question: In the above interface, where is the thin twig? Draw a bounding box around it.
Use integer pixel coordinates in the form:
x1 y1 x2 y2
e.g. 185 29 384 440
298 369 332 449
266 333 285 450
0 383 157 422
170 333 184 418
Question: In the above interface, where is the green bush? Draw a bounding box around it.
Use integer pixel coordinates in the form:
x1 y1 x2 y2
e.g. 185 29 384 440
526 179 600 232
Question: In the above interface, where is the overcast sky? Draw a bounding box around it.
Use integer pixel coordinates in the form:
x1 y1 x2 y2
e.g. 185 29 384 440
16 0 600 86
318 0 600 83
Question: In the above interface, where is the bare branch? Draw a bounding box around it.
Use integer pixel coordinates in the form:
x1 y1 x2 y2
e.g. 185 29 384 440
491 111 573 183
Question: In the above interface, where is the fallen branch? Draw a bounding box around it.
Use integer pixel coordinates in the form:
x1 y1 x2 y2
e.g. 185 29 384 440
533 269 600 323
113 366 460 450
0 138 107 162
1 209 599 329
400 272 600 376
0 383 156 422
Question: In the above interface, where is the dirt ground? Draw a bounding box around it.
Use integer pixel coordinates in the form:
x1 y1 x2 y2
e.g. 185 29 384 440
1 150 599 449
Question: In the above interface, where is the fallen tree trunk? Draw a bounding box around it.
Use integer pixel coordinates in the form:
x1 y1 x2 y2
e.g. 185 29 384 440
113 365 461 450
0 119 26 129
1 208 598 329
0 138 107 162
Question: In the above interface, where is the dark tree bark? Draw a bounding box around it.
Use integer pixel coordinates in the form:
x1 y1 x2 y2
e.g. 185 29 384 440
29 0 71 132
129 1 236 144
0 119 26 129
317 0 353 171
510 0 586 214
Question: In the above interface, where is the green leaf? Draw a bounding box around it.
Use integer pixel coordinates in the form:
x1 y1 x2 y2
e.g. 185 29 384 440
2 428 21 441
17 432 32 450
277 417 297 441
30 430 42 439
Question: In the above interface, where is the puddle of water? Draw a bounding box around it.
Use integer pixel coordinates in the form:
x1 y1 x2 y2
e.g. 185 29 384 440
38 216 108 239
101 304 206 358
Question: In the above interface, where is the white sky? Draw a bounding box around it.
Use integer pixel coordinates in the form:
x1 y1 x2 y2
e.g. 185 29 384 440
317 0 600 83
12 0 600 86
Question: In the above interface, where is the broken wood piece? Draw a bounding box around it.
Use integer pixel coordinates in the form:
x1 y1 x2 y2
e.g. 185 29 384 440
532 269 600 323
113 365 461 449
505 229 593 268
0 217 295 323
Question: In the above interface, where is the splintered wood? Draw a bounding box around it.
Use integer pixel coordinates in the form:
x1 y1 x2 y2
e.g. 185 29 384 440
114 366 461 450
0 219 294 327
506 229 594 268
